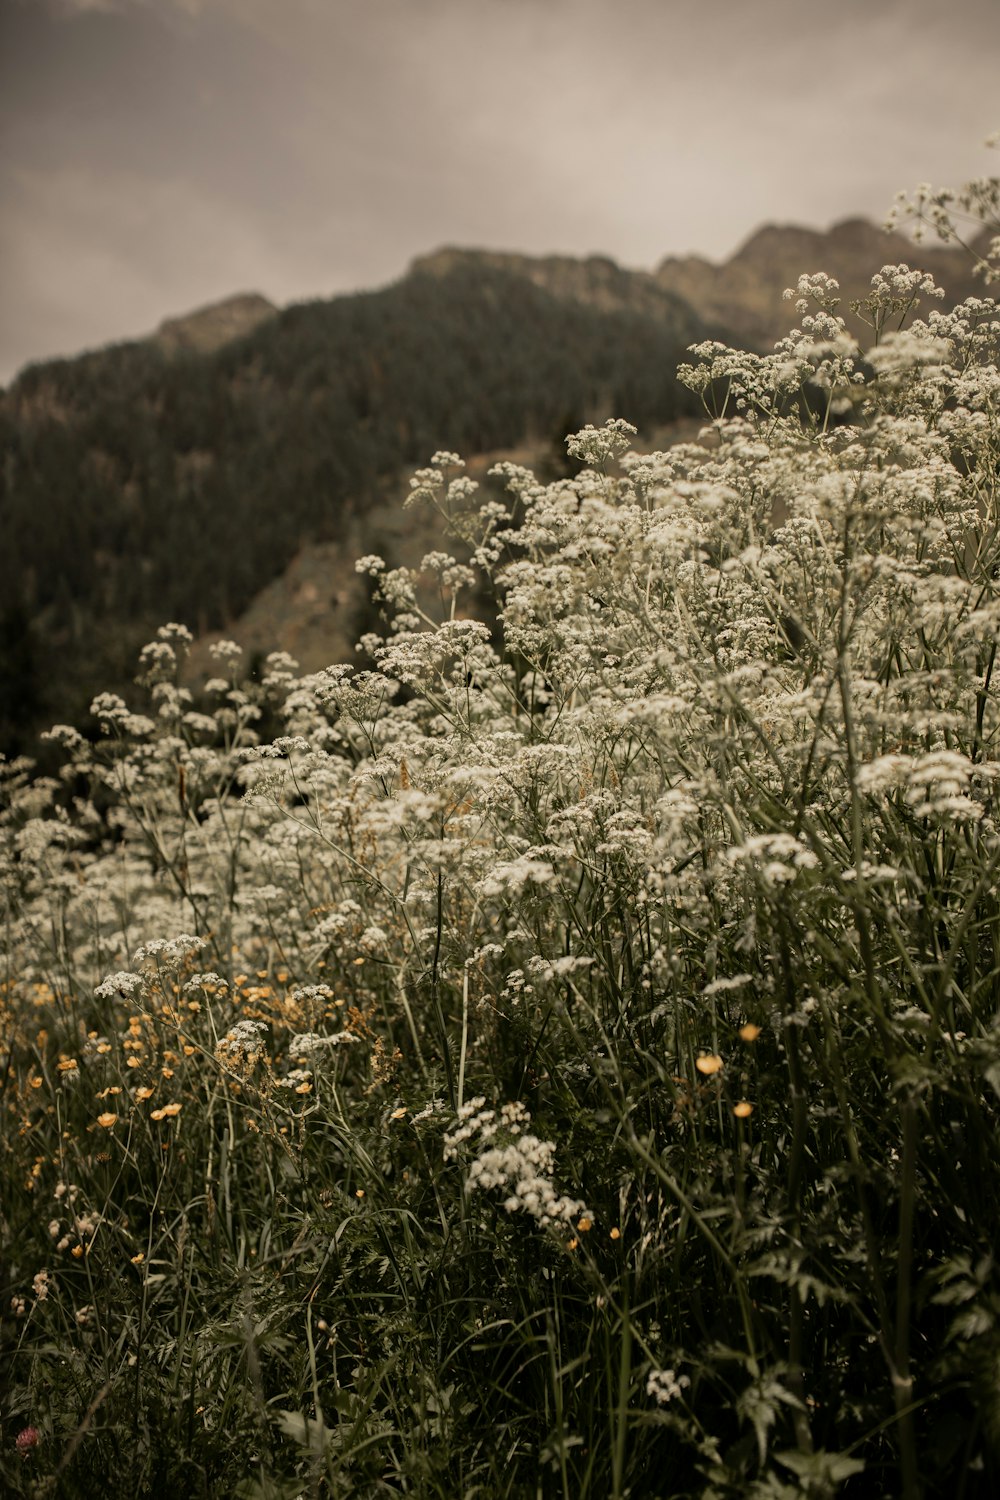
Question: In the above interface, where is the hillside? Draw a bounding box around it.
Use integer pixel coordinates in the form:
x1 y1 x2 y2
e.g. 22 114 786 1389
656 216 988 348
0 260 706 753
411 247 696 322
3 215 989 757
152 292 279 357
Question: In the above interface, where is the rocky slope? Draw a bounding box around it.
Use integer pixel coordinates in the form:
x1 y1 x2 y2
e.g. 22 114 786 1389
153 292 278 357
411 247 699 324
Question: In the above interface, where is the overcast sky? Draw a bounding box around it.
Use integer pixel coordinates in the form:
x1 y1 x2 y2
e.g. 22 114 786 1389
1 0 998 383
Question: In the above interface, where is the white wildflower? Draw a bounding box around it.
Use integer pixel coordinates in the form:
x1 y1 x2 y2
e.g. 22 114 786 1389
288 1031 360 1059
208 639 243 663
132 935 206 969
444 1100 589 1230
216 1020 268 1066
646 1368 691 1405
95 971 146 1001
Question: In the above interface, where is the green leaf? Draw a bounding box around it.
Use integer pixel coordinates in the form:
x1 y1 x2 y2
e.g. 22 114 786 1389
273 1407 334 1454
774 1448 866 1484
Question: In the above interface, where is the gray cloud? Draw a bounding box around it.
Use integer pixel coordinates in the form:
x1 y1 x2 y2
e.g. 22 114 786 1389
2 0 998 381
38 0 204 15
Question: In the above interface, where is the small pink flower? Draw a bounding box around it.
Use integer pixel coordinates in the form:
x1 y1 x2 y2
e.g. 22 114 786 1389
15 1425 40 1457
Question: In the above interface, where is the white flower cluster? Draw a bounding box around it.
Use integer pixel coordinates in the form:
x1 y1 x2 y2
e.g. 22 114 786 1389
411 1097 447 1125
137 639 182 684
726 834 820 886
856 750 998 824
40 724 86 752
783 271 842 311
209 639 243 664
444 1098 589 1230
277 1068 313 1090
868 264 945 304
565 418 637 467
183 972 228 994
287 1030 360 1059
90 693 155 738
94 970 146 1001
287 983 337 1006
646 1367 691 1405
132 934 206 969
216 1019 268 1066
524 954 594 983
475 855 557 900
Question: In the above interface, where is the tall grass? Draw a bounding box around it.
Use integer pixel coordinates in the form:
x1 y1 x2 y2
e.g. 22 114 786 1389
3 176 1000 1498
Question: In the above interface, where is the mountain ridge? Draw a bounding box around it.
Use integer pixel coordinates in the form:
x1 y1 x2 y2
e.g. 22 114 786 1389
5 215 985 391
2 213 993 755
153 291 278 357
408 246 695 323
0 254 707 752
654 215 988 348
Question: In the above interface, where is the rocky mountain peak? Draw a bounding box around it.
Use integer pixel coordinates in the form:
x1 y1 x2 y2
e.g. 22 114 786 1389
655 218 987 349
153 291 278 356
409 246 695 323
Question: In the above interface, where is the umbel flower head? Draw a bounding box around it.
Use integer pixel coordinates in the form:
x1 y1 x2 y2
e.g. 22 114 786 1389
444 1099 590 1230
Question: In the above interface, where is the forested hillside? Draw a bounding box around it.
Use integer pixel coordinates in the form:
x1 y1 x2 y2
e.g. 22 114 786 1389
0 261 706 753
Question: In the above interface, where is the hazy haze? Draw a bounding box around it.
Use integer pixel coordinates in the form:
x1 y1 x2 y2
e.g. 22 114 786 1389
1 0 998 382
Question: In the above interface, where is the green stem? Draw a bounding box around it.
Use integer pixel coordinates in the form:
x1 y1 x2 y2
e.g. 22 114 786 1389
612 1281 632 1500
895 1097 920 1500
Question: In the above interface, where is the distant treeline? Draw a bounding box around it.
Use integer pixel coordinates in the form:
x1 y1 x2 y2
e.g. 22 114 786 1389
0 262 705 753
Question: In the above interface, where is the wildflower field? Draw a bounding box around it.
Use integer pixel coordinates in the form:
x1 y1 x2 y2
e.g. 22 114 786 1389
3 164 1000 1499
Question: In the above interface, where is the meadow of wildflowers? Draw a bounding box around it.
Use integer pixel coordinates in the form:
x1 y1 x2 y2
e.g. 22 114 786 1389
3 156 1000 1498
